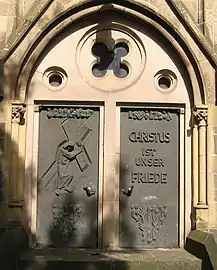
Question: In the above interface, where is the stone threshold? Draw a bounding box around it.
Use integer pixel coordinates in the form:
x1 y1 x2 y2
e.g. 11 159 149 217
18 248 202 270
19 248 199 261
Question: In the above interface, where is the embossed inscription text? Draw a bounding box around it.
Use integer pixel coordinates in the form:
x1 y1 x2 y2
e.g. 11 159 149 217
132 172 167 184
128 110 172 121
129 133 170 184
47 108 93 119
129 131 171 143
131 147 167 184
135 158 164 167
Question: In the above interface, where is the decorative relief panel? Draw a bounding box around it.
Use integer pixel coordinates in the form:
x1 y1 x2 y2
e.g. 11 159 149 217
37 107 99 248
193 106 207 126
52 204 81 242
131 204 168 243
120 107 179 248
40 115 92 197
12 104 26 124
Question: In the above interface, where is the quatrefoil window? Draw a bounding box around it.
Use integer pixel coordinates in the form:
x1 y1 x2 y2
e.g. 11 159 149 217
92 42 129 78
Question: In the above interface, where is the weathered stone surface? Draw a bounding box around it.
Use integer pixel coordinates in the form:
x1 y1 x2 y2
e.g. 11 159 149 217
182 0 198 23
18 249 202 270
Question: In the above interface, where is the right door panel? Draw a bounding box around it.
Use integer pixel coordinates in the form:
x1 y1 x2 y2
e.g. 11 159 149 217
120 107 179 248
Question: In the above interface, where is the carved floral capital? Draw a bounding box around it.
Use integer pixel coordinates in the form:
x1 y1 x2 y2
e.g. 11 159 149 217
12 104 26 125
193 107 208 126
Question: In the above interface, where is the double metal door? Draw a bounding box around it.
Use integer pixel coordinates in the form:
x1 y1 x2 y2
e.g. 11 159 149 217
36 105 179 249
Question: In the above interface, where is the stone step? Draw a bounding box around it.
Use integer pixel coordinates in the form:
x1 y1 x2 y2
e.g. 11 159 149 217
18 249 202 270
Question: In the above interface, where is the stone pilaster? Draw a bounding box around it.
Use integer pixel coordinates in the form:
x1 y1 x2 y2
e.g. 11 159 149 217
193 106 208 208
192 106 209 229
9 103 26 208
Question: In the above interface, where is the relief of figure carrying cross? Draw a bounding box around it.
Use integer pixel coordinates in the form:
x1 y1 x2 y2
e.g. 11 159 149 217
40 118 92 196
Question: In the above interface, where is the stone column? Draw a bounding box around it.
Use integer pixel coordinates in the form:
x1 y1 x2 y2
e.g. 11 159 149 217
10 102 26 206
192 115 198 206
193 106 208 208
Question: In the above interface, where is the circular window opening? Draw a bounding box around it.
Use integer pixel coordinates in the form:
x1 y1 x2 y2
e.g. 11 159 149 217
91 42 130 79
154 69 177 93
49 73 63 87
158 76 172 90
43 67 68 91
114 63 129 78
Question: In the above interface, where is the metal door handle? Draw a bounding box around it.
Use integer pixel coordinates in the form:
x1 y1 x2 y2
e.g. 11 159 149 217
83 186 96 197
122 185 134 197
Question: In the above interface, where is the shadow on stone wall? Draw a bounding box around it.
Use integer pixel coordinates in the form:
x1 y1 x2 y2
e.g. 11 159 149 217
0 127 30 270
0 122 136 270
0 7 137 269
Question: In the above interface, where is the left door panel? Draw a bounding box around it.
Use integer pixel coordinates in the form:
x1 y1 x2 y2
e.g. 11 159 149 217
36 106 100 248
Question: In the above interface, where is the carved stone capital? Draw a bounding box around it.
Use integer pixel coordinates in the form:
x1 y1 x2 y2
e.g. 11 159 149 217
12 103 26 125
193 107 208 126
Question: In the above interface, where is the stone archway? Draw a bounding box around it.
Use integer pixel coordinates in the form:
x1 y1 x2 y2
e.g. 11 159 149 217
23 11 196 249
15 3 205 104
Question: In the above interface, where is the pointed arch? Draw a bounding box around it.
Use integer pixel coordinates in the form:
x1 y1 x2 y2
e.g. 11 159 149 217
6 1 208 105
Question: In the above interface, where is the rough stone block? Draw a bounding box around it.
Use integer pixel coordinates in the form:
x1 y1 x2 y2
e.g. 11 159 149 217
185 229 217 270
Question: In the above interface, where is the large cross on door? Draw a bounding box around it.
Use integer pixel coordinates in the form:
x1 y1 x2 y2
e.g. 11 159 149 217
39 118 92 196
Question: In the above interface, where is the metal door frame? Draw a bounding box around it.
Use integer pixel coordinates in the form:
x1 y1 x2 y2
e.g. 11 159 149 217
24 102 104 248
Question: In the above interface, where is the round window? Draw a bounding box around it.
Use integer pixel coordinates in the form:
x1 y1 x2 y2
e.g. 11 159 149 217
42 67 68 91
76 26 146 92
154 70 177 93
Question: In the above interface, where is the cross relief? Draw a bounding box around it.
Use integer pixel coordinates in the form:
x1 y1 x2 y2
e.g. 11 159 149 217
92 42 129 78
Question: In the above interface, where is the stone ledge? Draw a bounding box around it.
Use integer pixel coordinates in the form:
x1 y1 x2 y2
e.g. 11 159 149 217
18 249 202 270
